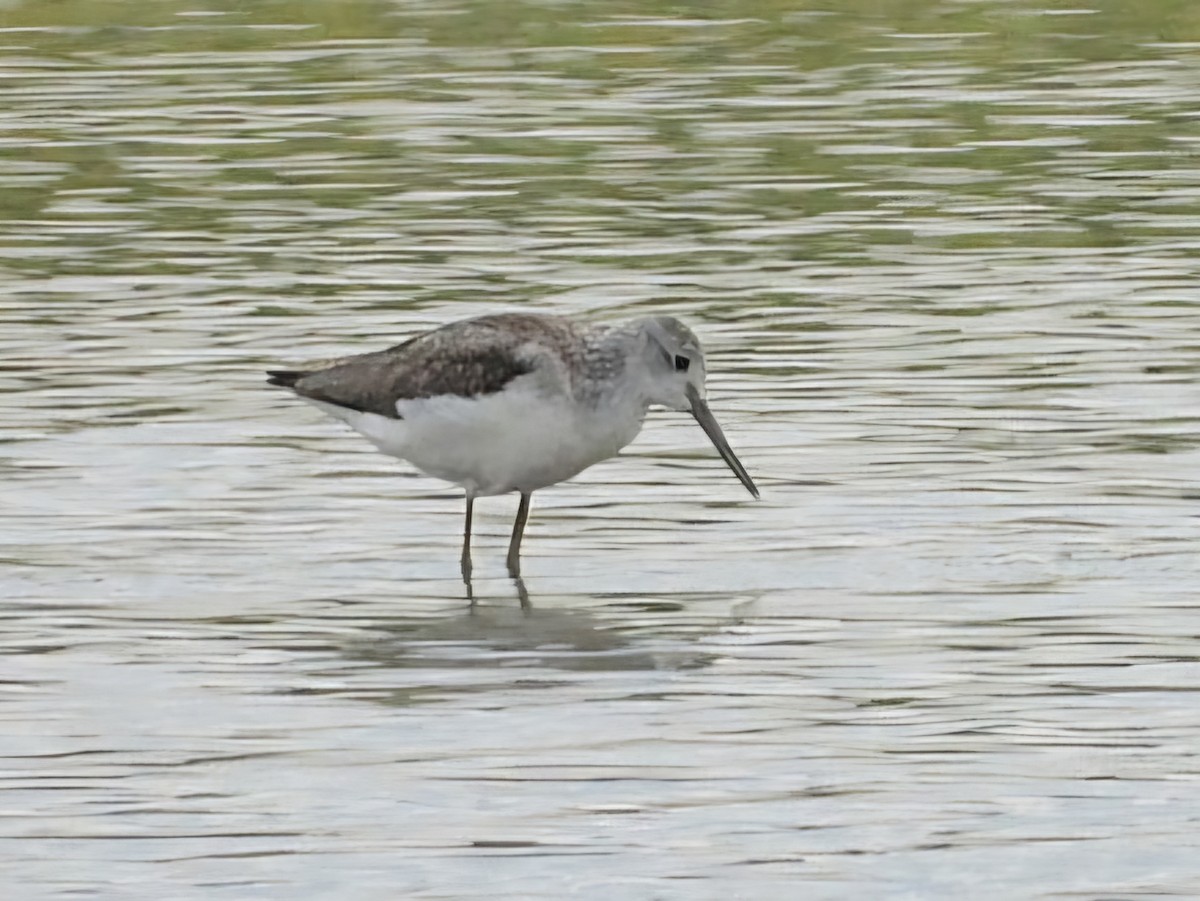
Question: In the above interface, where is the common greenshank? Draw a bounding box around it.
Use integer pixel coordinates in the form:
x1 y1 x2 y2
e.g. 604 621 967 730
267 313 758 581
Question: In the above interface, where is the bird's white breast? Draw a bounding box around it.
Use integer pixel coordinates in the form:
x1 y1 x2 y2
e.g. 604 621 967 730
305 378 646 496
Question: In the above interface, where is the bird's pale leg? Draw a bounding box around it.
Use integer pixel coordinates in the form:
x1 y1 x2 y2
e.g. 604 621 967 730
506 492 532 578
513 576 531 611
461 493 475 585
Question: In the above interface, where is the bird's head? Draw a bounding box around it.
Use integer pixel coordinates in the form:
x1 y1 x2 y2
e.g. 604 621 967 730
637 315 707 412
635 316 758 499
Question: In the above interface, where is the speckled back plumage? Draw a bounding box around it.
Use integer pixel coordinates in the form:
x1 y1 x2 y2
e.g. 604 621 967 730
271 313 603 419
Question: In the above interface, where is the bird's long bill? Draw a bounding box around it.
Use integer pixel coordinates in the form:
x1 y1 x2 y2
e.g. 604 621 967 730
687 384 759 499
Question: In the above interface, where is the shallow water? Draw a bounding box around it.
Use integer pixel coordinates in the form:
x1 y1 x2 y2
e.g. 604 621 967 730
4 0 1200 898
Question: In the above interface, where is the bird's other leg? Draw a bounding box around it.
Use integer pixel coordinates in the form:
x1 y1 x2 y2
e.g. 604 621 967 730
461 493 475 586
506 491 532 579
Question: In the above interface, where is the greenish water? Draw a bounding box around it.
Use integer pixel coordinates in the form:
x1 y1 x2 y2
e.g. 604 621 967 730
3 1 1200 898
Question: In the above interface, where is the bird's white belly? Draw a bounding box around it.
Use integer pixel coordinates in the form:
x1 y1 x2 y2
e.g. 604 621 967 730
305 386 644 496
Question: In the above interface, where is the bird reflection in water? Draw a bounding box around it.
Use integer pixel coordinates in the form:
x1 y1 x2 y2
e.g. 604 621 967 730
339 589 714 686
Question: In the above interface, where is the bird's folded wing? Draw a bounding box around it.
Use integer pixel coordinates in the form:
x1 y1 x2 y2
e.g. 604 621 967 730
281 318 548 419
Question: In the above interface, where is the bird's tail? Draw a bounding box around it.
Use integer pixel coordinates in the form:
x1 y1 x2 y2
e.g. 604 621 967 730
266 369 308 388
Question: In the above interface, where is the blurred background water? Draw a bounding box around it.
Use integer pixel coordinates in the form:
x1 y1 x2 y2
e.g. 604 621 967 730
3 0 1200 898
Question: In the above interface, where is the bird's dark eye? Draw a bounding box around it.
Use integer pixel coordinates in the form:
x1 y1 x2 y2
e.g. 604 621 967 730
674 354 690 373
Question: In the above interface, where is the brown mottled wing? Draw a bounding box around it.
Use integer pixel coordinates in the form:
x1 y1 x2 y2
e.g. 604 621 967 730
273 314 570 419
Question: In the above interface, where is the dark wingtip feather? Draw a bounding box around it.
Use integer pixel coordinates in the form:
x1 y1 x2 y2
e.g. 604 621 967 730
266 369 307 388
